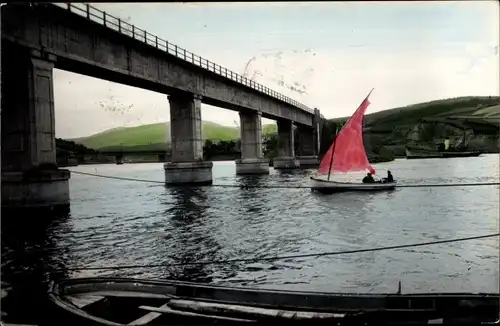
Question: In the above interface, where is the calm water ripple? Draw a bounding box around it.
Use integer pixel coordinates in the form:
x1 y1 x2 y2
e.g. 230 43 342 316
1 155 499 322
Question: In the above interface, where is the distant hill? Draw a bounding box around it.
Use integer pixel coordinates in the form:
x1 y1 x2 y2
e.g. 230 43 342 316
322 96 500 157
71 121 278 150
70 96 499 152
330 96 500 131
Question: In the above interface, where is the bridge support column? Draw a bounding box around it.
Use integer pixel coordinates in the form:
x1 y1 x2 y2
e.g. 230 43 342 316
1 47 70 211
296 126 319 168
115 154 124 165
313 108 323 156
164 94 213 185
273 120 300 169
235 111 269 175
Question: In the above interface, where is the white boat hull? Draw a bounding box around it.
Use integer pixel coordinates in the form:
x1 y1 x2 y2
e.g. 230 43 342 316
310 177 397 193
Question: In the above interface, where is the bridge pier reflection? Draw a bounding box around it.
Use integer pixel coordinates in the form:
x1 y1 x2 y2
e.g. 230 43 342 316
164 187 218 283
1 209 71 324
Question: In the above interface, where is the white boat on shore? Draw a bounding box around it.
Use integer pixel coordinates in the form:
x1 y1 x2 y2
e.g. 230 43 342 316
311 89 397 194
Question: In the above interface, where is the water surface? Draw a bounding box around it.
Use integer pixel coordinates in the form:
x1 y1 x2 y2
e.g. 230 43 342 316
1 155 499 323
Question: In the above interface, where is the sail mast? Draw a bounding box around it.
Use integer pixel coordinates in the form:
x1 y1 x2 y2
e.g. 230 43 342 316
326 125 339 181
326 88 374 180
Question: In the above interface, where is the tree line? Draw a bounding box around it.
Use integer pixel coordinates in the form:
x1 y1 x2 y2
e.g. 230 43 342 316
56 124 397 164
202 135 279 160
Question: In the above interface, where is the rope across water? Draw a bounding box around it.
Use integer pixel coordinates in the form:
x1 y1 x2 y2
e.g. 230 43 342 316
69 170 500 189
62 233 499 271
56 169 499 272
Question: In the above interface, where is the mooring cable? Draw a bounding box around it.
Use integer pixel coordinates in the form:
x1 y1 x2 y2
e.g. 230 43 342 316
61 233 499 271
69 170 500 189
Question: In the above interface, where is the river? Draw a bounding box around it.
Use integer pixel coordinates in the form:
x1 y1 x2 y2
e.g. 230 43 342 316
1 155 499 323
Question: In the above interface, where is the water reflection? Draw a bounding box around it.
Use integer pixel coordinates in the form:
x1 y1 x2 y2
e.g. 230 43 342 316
1 209 71 324
235 175 267 216
1 155 498 323
164 187 219 283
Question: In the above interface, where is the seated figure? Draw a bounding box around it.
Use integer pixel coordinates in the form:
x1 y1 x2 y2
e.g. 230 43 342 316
383 170 394 183
362 173 375 183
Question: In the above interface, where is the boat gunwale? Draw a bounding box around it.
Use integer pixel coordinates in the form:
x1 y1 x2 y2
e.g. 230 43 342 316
48 278 500 325
48 282 125 326
49 277 500 299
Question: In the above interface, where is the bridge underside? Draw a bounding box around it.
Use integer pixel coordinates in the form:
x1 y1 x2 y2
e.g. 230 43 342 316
1 3 315 127
1 4 324 210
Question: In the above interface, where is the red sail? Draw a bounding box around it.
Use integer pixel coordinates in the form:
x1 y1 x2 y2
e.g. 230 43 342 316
318 92 375 175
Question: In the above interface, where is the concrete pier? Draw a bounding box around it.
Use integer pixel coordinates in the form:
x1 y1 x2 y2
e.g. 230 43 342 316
2 170 71 208
296 126 319 168
313 108 323 154
236 111 269 175
274 120 300 169
164 94 213 185
296 155 319 168
1 47 70 210
164 161 213 185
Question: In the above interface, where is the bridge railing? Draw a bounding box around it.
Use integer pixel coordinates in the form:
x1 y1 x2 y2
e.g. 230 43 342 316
50 3 314 115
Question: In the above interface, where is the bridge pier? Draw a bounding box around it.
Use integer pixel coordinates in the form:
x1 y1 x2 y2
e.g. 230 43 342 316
296 126 319 168
164 94 213 185
115 154 124 165
235 111 269 175
273 120 300 169
1 47 70 211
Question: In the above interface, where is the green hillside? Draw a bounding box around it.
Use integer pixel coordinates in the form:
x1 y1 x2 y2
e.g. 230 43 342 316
322 96 500 157
262 124 277 134
72 121 278 150
330 96 500 132
71 96 499 152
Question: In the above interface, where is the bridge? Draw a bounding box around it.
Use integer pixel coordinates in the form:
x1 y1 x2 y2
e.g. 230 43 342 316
1 3 324 209
95 148 170 164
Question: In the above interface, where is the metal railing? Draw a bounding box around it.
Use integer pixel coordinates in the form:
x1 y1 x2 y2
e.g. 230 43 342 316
51 3 315 115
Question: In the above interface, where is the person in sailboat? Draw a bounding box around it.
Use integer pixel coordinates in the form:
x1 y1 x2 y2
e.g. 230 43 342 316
362 173 375 183
382 170 394 183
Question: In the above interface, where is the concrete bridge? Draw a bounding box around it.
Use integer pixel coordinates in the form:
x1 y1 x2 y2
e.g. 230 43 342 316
95 135 323 164
1 3 324 209
96 149 168 164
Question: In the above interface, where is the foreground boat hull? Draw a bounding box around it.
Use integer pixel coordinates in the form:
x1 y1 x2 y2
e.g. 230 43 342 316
310 177 397 193
48 277 499 326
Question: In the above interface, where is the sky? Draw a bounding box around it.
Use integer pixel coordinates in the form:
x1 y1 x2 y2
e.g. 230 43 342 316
54 1 500 139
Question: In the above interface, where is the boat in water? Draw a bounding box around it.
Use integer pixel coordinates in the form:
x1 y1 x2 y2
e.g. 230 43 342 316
405 118 482 159
48 277 499 325
310 89 397 193
405 146 482 159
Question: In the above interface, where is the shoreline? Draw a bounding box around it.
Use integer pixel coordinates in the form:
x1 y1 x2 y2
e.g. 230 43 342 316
58 152 499 168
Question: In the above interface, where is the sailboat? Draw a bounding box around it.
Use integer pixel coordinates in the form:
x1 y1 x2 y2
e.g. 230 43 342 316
310 89 397 194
